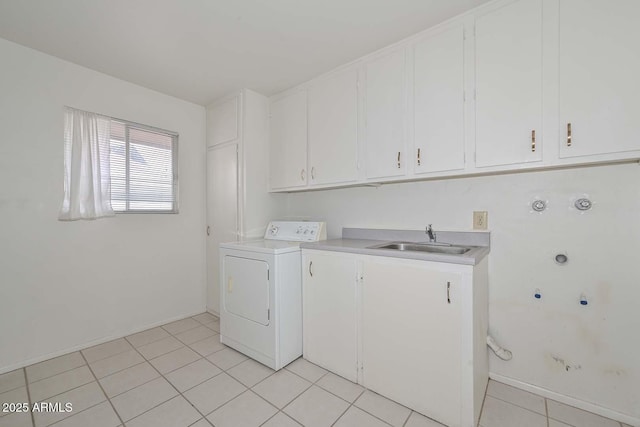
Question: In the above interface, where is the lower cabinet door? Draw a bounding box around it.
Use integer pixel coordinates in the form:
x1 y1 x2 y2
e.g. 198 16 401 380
362 257 462 427
302 251 358 382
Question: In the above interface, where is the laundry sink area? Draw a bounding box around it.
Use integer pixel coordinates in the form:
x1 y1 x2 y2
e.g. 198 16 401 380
367 241 473 255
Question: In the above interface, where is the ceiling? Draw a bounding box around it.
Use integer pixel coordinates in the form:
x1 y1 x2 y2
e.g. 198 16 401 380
0 0 490 105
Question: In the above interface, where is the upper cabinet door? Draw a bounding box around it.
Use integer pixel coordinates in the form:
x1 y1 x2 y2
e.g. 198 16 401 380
207 96 239 147
413 25 465 174
475 0 543 167
559 0 640 158
269 91 308 190
364 49 407 179
308 68 359 186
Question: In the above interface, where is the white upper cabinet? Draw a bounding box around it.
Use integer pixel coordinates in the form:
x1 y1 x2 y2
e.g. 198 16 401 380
207 96 239 147
364 49 407 179
412 25 466 174
269 91 308 190
475 0 543 168
308 68 359 186
558 0 640 158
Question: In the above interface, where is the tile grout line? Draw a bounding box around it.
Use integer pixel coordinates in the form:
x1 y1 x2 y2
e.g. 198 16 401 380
78 350 126 427
546 398 550 427
123 335 219 426
23 368 36 427
486 392 548 419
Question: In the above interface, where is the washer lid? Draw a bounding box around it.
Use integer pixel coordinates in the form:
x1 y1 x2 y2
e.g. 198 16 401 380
219 239 300 254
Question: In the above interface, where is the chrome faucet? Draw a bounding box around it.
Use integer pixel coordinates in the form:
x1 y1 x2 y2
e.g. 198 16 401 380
426 224 436 243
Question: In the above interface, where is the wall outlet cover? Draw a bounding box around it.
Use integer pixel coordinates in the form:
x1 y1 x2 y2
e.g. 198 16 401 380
473 211 488 230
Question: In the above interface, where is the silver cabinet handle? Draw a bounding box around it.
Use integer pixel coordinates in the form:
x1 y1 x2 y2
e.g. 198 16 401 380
567 123 572 147
397 151 401 168
301 169 306 181
531 130 536 152
309 261 313 277
446 281 451 304
206 226 210 236
311 167 315 180
417 148 421 166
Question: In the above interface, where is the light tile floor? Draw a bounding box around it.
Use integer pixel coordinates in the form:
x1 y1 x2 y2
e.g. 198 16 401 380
0 313 632 427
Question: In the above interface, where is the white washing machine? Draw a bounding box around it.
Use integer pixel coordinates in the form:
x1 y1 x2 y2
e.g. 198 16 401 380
219 221 326 370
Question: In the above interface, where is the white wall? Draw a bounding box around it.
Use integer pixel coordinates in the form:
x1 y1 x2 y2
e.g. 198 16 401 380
0 38 207 373
285 163 640 420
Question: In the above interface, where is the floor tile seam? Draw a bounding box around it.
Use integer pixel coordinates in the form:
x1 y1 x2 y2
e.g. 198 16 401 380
315 380 364 407
227 366 277 389
22 368 36 427
258 410 285 427
195 319 218 328
488 393 548 418
45 399 114 427
161 321 203 337
27 364 92 392
169 369 225 395
208 353 247 371
103 372 161 400
191 340 228 359
78 350 125 427
151 356 206 377
352 399 404 427
188 417 214 427
127 343 214 424
25 360 87 385
330 400 356 427
173 330 217 346
546 398 550 427
242 386 287 413
476 379 490 427
249 373 313 409
282 365 326 386
0 379 28 396
147 348 202 374
29 374 95 403
180 331 221 348
200 387 248 419
148 344 203 363
95 360 149 382
123 331 172 350
81 342 134 365
137 344 189 362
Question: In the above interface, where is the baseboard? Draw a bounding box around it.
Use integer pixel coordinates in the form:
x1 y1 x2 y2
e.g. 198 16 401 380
489 372 639 426
0 309 206 375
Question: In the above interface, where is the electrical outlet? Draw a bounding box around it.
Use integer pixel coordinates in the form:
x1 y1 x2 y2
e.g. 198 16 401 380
473 211 488 230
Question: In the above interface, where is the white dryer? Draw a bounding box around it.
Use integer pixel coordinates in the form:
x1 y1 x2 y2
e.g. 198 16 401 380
219 221 326 370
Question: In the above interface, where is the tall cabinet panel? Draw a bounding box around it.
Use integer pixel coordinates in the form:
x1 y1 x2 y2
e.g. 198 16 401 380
302 250 358 382
206 90 282 314
364 49 407 179
475 0 543 167
413 25 465 174
206 144 238 315
558 0 640 158
269 91 308 189
308 68 359 186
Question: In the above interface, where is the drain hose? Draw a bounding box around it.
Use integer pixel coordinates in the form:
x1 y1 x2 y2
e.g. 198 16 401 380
487 335 513 361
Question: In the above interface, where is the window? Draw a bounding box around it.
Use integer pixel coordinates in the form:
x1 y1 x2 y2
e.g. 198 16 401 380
109 120 178 213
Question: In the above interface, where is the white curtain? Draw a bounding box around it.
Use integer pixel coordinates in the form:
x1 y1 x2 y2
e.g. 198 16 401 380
58 107 115 220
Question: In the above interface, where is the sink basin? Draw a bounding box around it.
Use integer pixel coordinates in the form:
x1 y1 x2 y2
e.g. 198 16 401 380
368 242 472 255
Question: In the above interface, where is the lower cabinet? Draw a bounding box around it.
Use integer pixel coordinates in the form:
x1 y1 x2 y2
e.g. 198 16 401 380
301 250 358 382
302 249 489 427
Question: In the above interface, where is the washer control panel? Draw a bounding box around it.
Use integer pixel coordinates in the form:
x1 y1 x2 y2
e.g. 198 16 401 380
264 221 327 242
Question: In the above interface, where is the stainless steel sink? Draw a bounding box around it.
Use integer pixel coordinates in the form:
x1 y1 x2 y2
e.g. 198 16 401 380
368 242 472 255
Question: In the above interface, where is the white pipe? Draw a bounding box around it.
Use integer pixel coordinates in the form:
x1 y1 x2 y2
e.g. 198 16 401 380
487 335 513 361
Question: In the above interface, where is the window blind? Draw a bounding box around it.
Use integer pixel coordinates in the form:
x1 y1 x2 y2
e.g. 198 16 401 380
109 120 178 213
